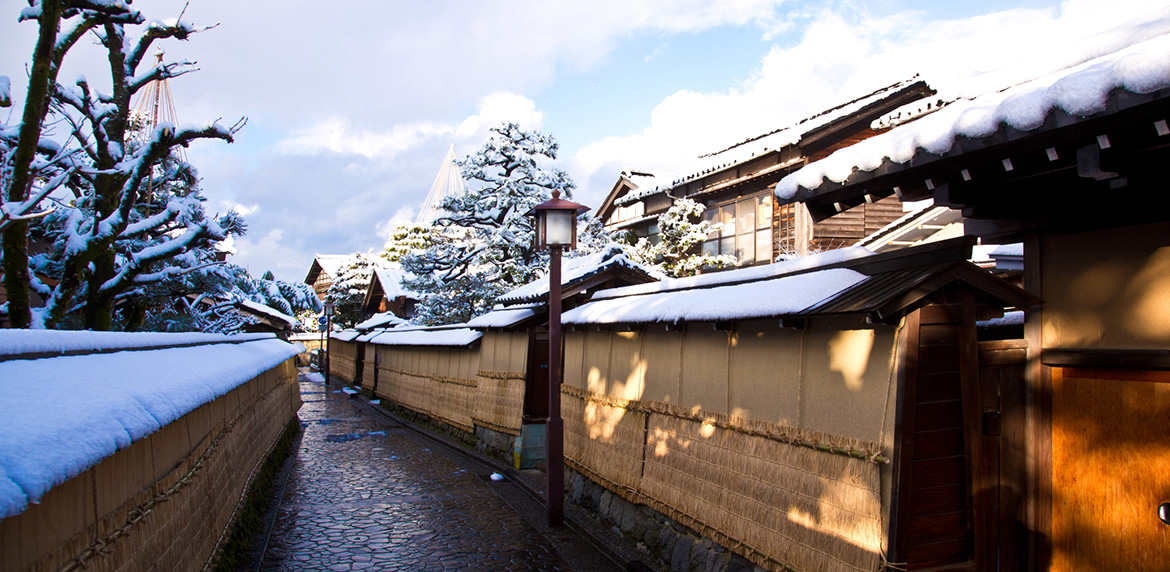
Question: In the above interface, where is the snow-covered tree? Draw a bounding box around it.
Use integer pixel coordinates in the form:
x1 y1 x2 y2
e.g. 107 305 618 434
1 2 245 329
381 223 435 263
628 197 736 278
401 123 576 325
142 263 321 333
323 253 377 329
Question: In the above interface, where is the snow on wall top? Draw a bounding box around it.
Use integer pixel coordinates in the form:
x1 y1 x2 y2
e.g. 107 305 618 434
495 244 663 304
563 268 867 325
331 330 362 342
593 246 872 301
466 307 539 329
989 242 1024 257
237 299 297 328
364 328 482 347
355 311 406 331
0 330 277 359
0 333 302 519
776 9 1170 198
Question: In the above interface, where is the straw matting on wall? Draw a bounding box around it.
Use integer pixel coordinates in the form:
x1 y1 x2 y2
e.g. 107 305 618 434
329 340 358 383
562 385 886 572
434 374 476 433
641 413 883 572
562 386 648 495
473 370 526 435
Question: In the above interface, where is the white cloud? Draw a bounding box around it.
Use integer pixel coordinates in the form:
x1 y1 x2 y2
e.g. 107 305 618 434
376 205 420 247
454 92 544 139
279 118 453 159
276 91 543 162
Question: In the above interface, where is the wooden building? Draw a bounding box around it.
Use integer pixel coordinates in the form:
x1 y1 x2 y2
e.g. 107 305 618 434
556 237 1034 572
362 267 416 319
778 20 1170 571
596 78 936 265
303 254 357 300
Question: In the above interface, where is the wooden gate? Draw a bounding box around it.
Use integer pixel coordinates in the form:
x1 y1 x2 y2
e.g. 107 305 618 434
1050 367 1170 572
892 302 1027 571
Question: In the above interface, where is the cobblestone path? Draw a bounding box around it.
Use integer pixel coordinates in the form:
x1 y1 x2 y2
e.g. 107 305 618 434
251 370 616 572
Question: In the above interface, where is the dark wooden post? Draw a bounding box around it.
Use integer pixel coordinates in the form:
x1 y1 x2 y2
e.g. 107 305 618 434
546 245 565 527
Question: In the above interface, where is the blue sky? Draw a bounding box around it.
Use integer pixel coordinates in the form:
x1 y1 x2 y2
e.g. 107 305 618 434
2 0 1166 282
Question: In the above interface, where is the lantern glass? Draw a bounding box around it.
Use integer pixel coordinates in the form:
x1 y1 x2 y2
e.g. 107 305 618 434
543 209 575 247
323 303 335 317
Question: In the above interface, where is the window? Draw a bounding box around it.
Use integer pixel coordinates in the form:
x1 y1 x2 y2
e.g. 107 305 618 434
702 194 772 265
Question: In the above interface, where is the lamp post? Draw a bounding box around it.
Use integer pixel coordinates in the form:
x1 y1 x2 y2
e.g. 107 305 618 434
528 190 589 527
323 302 335 385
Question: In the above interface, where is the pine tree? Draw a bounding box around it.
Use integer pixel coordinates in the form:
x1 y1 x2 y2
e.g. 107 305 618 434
628 198 736 277
401 122 577 325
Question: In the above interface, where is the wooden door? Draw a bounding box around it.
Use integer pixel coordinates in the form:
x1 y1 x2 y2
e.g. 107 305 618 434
1051 367 1170 571
893 305 1027 571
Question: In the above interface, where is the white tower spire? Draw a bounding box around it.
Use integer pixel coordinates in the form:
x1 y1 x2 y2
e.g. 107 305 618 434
415 144 466 225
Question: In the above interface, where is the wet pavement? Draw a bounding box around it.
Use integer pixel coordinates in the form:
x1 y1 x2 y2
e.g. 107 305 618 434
247 369 621 572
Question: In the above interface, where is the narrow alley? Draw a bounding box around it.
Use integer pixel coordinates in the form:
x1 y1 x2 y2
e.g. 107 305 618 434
246 369 624 572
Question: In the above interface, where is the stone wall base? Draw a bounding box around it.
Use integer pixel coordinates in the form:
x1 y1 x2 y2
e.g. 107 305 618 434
565 467 767 572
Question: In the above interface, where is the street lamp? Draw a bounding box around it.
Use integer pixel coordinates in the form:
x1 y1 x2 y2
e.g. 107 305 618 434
323 302 335 385
528 189 589 527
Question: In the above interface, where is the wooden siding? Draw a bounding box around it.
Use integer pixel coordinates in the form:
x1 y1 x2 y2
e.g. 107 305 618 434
812 195 905 251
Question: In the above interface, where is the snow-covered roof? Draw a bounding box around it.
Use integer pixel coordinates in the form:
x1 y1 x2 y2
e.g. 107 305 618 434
331 330 361 342
629 77 929 198
0 332 302 518
777 9 1170 199
236 299 297 328
371 267 414 300
364 328 482 347
563 268 867 325
466 306 540 329
310 254 359 280
355 311 407 331
592 246 873 301
495 244 664 305
564 237 1037 326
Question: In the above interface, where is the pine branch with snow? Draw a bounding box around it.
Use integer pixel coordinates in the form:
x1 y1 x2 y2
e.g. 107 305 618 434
627 197 736 278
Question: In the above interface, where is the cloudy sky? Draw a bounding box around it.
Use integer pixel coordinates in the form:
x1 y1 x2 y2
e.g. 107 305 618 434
2 0 1166 282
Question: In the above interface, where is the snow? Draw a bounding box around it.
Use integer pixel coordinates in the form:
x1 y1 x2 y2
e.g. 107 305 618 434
979 310 1026 328
466 306 539 329
0 330 276 358
627 77 926 197
777 11 1170 198
990 243 1024 257
330 330 361 342
364 328 482 347
0 334 302 518
372 267 414 300
310 254 362 282
0 76 9 107
592 246 872 301
355 311 406 331
496 244 663 304
237 299 297 328
563 268 867 325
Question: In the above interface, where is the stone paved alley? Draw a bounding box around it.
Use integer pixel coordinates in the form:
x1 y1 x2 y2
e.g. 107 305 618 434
245 369 625 572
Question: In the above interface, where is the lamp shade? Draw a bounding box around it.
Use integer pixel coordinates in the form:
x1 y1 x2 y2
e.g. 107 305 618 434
528 191 590 250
